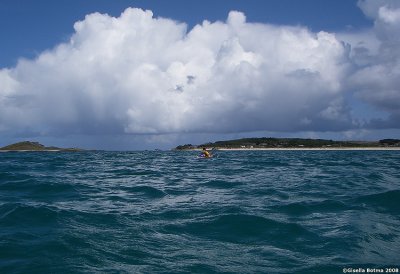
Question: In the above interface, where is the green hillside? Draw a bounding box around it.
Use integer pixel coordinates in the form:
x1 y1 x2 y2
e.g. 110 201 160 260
175 137 400 150
0 141 82 151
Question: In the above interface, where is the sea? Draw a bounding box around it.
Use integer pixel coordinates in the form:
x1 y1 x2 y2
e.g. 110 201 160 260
0 150 399 274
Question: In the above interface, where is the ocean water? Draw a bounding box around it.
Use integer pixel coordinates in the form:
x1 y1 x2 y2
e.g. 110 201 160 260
0 150 399 273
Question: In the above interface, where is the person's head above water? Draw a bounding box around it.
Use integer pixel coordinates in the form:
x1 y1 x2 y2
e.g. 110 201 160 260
202 147 206 150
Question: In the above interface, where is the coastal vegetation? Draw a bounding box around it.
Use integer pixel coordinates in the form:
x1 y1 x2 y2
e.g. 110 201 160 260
175 138 400 150
0 141 83 152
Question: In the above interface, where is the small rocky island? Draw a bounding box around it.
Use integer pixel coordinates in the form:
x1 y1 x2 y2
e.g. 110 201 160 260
0 141 83 152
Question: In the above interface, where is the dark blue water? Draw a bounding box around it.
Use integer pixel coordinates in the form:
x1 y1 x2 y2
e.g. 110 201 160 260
1 150 399 273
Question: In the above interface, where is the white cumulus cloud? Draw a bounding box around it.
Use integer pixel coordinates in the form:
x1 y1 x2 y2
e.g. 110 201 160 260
0 4 398 139
345 0 400 128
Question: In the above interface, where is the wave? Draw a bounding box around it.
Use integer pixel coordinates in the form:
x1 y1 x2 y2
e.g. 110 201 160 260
107 168 159 177
274 199 350 216
163 214 320 246
0 177 37 192
355 189 400 214
0 203 59 226
124 185 167 198
0 177 78 203
202 179 243 189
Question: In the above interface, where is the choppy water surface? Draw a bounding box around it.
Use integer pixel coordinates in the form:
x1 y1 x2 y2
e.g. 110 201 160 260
1 150 399 273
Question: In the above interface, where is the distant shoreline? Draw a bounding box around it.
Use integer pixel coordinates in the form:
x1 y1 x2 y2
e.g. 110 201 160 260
175 137 400 151
0 149 77 152
184 147 400 151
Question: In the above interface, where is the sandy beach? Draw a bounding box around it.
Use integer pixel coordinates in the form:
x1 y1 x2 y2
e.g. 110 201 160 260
189 147 400 151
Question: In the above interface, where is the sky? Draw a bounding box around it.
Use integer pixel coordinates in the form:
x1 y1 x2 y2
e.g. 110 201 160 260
0 0 399 150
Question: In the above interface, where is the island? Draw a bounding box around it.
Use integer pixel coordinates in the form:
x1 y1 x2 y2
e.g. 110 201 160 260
0 141 83 152
175 137 400 150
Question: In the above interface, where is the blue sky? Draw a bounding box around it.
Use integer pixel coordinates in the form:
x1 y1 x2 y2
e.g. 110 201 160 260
0 0 399 150
1 0 371 68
